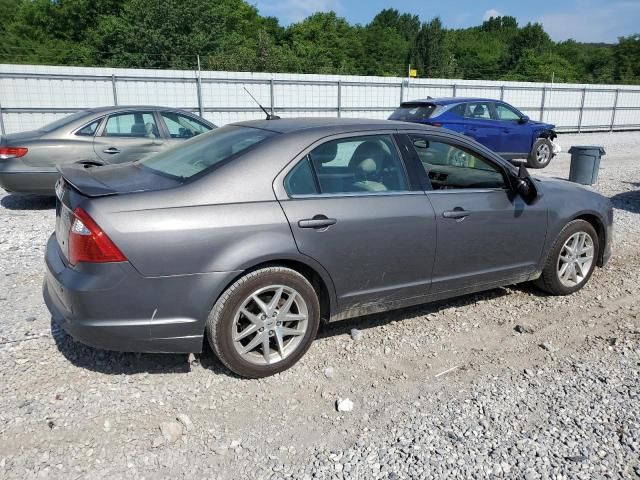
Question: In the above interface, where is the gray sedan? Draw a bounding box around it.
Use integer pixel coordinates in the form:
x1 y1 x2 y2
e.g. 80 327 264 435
43 118 613 378
0 106 215 195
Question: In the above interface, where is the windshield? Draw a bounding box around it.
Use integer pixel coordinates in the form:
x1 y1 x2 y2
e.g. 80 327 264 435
40 111 90 132
389 103 438 122
138 125 277 180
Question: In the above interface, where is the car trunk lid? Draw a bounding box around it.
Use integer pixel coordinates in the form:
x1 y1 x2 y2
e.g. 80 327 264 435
55 163 181 262
58 162 181 197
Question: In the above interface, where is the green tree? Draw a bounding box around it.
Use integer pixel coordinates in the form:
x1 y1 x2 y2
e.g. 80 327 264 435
613 34 640 84
411 17 456 78
284 12 362 74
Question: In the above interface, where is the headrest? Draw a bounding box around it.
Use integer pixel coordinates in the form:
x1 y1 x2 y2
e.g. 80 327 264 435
349 140 386 172
310 141 338 164
131 123 146 135
472 104 485 115
144 122 156 138
357 157 378 174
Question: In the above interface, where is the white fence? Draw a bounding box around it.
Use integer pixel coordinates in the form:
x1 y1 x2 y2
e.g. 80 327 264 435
1 63 640 135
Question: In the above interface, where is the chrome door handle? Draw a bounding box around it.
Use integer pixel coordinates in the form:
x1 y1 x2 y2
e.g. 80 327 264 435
442 209 470 219
298 215 337 229
103 147 120 154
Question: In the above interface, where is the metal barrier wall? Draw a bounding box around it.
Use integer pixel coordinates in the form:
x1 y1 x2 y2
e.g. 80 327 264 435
1 64 640 134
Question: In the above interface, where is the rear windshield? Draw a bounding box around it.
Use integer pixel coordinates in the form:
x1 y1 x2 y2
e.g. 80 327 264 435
138 125 277 180
389 103 437 122
40 111 89 132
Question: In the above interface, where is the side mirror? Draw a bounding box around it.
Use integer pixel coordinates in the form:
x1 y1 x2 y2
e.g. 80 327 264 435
514 163 539 204
518 115 529 124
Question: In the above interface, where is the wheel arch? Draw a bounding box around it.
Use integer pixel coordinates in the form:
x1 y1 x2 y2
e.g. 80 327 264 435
207 256 336 325
572 212 607 267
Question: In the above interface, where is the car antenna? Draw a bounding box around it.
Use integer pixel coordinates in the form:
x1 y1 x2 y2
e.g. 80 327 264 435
244 87 280 120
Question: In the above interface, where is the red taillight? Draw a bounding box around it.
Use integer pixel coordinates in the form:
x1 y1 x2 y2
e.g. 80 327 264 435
0 147 28 159
430 122 442 127
68 208 126 265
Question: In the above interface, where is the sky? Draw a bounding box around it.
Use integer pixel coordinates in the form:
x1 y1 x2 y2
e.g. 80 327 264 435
251 0 640 43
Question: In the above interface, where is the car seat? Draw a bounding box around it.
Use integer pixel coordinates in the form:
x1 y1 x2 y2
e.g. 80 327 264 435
130 123 147 136
471 104 486 118
348 141 388 192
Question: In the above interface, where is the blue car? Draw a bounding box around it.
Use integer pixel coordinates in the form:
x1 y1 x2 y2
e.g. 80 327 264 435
389 97 559 168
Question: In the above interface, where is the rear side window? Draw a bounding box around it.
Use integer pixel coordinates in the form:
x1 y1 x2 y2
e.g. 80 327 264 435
285 157 317 195
389 103 437 122
284 135 409 196
139 125 276 180
465 102 492 120
76 119 101 136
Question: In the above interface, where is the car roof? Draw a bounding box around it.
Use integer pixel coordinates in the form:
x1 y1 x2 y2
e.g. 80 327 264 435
232 117 419 134
85 105 198 114
402 97 502 106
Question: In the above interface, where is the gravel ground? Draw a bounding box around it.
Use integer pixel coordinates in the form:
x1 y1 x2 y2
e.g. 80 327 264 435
0 131 639 479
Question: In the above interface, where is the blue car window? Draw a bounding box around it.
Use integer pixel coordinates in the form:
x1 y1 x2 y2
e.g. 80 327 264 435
465 102 492 120
495 103 522 122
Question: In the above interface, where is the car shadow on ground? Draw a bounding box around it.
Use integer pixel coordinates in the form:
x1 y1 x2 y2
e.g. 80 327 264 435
51 288 518 377
612 188 640 214
51 319 211 376
1 193 55 210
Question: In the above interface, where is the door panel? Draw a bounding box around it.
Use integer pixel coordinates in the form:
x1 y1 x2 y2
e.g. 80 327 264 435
427 190 547 293
461 102 502 152
93 111 166 163
494 103 532 155
280 195 437 310
404 133 548 293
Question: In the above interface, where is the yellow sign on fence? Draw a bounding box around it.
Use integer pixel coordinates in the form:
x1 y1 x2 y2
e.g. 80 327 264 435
409 68 418 78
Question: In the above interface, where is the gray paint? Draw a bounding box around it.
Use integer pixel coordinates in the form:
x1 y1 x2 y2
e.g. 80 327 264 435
43 118 613 354
0 106 215 195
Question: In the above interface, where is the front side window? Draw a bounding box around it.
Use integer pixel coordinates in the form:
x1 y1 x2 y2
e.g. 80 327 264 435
409 135 505 190
103 112 160 138
161 112 211 138
495 103 522 122
464 102 492 120
285 135 409 196
138 125 276 180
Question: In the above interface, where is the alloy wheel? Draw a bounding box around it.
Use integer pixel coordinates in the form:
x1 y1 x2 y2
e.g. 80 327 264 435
232 285 309 365
536 143 551 163
556 231 595 287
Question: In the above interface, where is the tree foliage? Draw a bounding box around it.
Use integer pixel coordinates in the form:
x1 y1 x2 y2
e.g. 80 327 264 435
1 0 639 84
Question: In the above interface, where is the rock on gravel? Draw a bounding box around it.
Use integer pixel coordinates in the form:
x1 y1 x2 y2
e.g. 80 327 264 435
336 398 354 412
350 328 363 341
514 323 535 334
159 421 183 444
176 413 193 432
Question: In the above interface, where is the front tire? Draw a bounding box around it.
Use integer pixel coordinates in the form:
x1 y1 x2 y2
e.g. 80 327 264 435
527 138 554 169
535 220 599 295
206 267 320 378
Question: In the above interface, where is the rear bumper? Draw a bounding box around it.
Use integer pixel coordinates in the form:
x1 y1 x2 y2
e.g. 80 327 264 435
0 161 59 195
43 233 239 353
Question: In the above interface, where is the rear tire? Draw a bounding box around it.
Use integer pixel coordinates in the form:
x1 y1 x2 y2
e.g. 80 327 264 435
206 267 320 378
527 138 554 169
535 220 599 295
